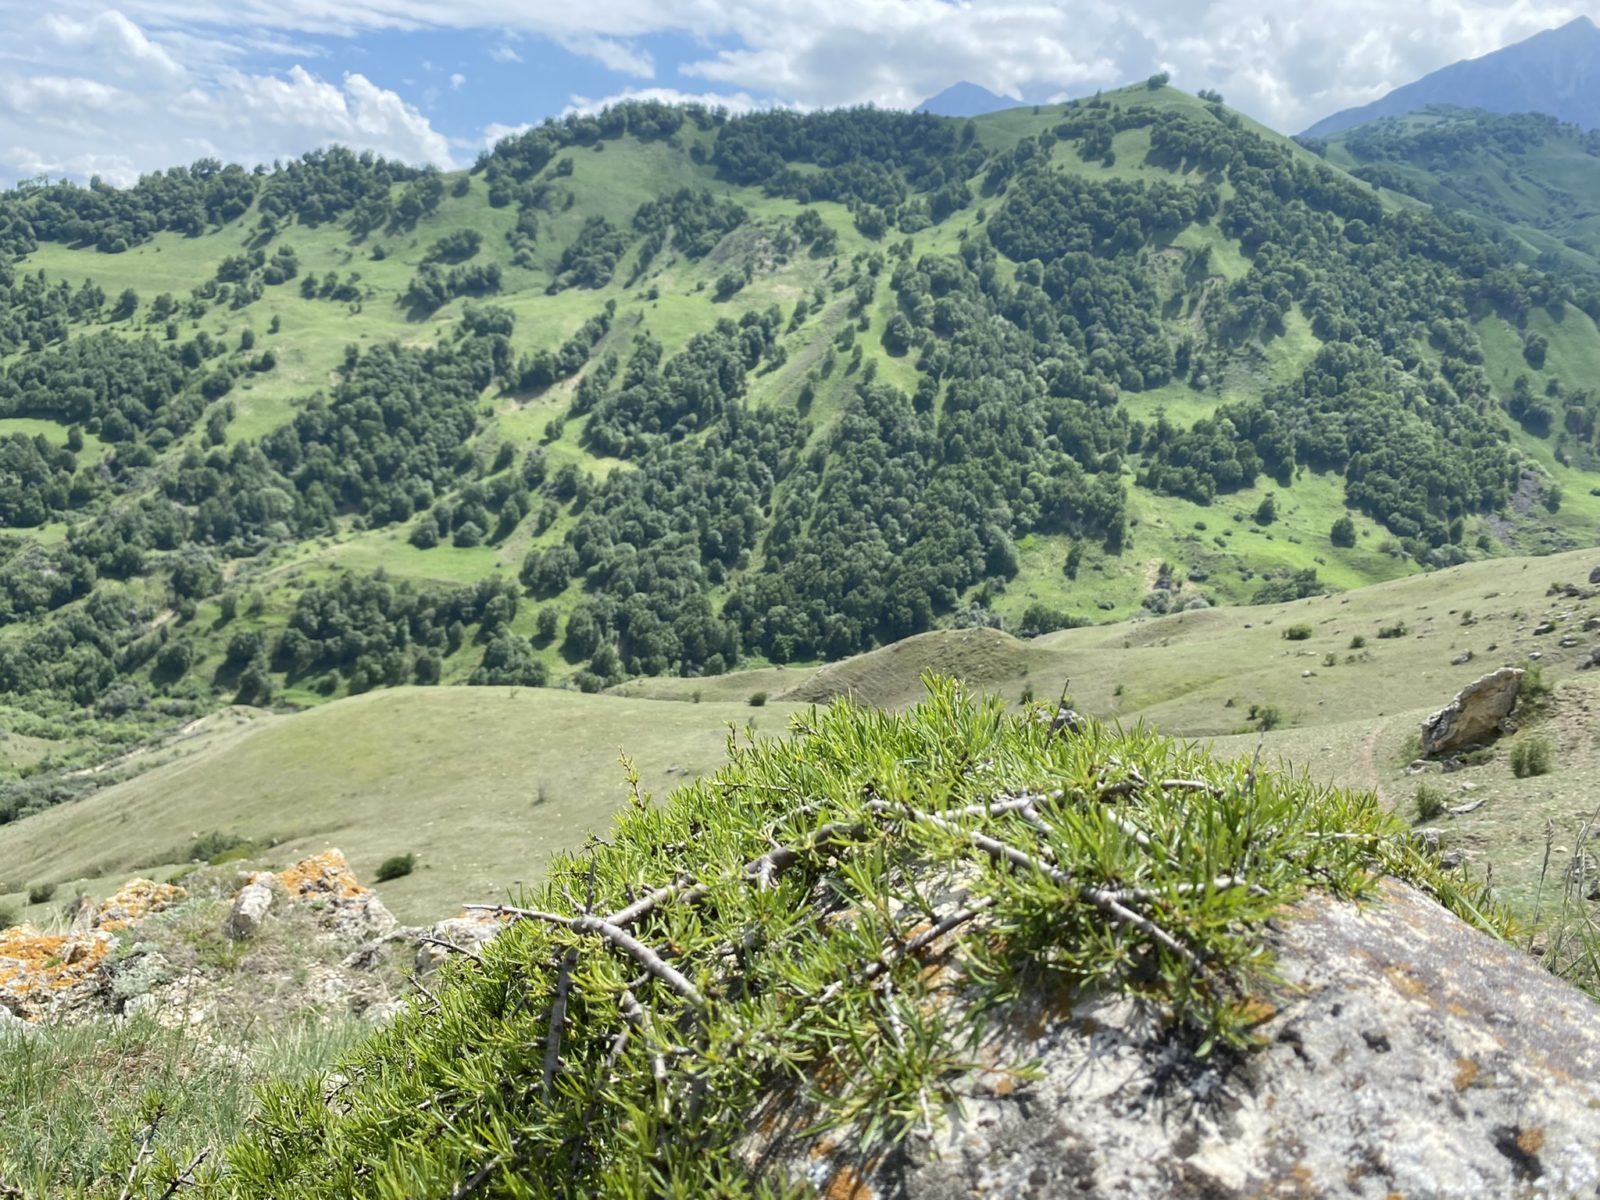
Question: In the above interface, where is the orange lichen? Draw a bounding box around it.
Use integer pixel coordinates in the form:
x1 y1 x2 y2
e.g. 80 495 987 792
823 1166 873 1200
93 879 188 931
277 850 369 902
1454 1057 1480 1091
1517 1126 1546 1156
0 925 112 1015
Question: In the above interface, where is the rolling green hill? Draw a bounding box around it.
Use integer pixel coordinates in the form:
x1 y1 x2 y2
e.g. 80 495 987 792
3 84 1600 830
1318 105 1600 269
12 541 1600 930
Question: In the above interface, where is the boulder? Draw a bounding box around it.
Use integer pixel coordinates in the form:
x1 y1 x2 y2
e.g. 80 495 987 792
747 880 1600 1198
1419 667 1522 757
225 877 275 940
1589 565 1600 584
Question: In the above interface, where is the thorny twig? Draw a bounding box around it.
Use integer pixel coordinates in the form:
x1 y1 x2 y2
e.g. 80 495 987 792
416 936 485 967
118 1107 164 1200
152 1149 210 1200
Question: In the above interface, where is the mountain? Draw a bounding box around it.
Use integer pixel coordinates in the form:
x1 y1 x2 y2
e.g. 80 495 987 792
1319 105 1600 268
915 81 1026 117
1 84 1600 834
1303 16 1600 139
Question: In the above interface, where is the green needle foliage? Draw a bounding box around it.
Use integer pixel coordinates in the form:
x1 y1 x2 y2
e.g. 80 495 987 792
203 677 1502 1198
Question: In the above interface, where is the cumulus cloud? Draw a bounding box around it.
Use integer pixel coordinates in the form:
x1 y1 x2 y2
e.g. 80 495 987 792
450 72 466 89
0 11 454 184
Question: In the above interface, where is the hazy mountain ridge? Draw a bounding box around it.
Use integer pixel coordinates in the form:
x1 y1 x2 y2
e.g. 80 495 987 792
1303 16 1600 139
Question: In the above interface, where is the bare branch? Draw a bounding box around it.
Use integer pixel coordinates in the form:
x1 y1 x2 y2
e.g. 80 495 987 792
417 935 485 967
465 906 704 1006
1161 779 1222 796
543 948 576 1101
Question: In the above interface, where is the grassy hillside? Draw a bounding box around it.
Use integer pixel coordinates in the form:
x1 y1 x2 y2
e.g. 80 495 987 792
3 86 1600 831
1320 105 1600 269
0 688 797 924
15 542 1600 931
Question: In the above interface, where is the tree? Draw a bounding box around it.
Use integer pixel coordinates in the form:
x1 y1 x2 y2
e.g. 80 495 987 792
1330 515 1356 548
1254 494 1277 525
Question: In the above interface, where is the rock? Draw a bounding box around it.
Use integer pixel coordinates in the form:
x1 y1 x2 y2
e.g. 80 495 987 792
1586 616 1600 633
225 877 275 940
1534 621 1556 635
1413 827 1443 852
1450 651 1473 666
1439 848 1467 869
416 913 506 975
93 879 188 931
747 880 1600 1198
1420 667 1523 757
0 925 115 1021
275 850 396 942
1589 565 1600 584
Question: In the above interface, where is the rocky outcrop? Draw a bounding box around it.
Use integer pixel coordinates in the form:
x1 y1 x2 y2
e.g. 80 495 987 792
1419 666 1523 756
275 849 396 941
0 926 114 1021
92 878 187 930
750 879 1600 1198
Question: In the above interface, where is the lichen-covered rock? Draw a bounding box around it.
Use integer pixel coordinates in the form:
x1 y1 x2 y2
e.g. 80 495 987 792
755 880 1600 1199
92 878 187 931
275 850 395 941
225 876 276 940
0 925 115 1021
1420 667 1523 756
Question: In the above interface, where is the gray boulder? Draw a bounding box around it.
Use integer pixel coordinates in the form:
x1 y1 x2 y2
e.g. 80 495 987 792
748 880 1600 1198
225 878 275 940
1420 667 1522 757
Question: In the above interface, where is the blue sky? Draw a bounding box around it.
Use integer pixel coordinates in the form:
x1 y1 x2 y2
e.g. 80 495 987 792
0 2 1594 186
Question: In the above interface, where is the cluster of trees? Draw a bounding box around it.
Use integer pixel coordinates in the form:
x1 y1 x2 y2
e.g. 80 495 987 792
0 149 426 258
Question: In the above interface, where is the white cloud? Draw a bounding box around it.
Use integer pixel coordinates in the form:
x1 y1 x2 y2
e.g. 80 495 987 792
483 121 532 147
450 71 466 89
561 85 768 117
554 33 655 78
489 43 523 63
42 10 185 82
0 12 455 186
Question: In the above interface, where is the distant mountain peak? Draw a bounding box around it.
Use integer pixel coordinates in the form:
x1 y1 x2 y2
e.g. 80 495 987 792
914 82 1026 118
1303 18 1600 138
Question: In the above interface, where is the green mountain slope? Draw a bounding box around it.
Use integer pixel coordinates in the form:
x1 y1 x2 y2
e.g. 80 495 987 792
2 85 1600 818
1318 105 1600 269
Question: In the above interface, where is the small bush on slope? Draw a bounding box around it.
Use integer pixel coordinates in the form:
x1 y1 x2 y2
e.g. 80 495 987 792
211 678 1504 1199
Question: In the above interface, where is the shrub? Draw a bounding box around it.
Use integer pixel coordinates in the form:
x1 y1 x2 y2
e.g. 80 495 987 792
1283 624 1312 641
1348 635 1366 649
1414 782 1446 822
1251 704 1282 732
375 854 416 883
748 692 768 708
1511 738 1554 779
0 907 14 931
26 882 55 906
1518 664 1554 713
1376 623 1408 640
